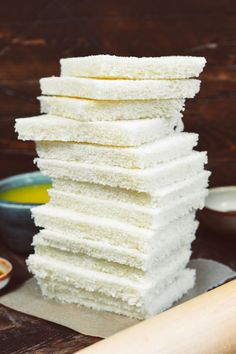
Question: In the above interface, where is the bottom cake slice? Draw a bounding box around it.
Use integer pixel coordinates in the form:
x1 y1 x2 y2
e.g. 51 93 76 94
35 268 195 320
27 246 192 311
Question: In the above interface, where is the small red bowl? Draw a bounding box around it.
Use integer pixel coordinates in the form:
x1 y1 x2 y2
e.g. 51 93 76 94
0 257 13 289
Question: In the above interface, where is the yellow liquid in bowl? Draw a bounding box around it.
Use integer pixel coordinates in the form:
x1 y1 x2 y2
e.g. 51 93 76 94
0 183 51 204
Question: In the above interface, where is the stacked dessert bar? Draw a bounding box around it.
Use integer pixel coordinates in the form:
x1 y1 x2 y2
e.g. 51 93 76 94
15 55 209 319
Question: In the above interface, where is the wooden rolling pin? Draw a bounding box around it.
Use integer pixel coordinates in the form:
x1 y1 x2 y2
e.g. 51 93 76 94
77 280 236 354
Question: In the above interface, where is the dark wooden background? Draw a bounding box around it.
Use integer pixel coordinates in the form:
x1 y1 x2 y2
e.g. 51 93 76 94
0 1 236 353
0 0 236 185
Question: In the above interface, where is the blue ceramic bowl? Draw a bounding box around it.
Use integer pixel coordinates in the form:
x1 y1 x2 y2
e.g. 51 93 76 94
0 172 51 254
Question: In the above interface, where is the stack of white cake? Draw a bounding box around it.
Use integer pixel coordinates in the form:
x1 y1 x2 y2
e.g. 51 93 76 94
15 55 210 320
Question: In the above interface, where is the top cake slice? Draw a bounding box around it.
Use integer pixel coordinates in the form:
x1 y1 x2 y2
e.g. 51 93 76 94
60 55 206 79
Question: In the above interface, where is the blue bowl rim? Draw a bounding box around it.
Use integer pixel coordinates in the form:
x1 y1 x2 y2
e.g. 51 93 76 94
0 171 51 208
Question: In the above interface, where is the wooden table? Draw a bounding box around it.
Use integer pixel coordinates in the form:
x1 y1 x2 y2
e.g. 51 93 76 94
1 0 236 353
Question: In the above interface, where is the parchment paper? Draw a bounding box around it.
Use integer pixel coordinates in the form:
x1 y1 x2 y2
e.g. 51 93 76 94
0 258 235 338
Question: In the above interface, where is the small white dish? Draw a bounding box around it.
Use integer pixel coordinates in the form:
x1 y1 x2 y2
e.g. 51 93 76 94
0 257 13 289
205 186 236 212
201 186 236 234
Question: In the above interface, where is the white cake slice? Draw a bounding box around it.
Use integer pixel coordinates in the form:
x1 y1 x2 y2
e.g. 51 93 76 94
35 151 207 192
33 244 190 282
40 77 200 100
27 247 194 319
28 247 191 303
36 133 198 169
39 96 185 121
32 204 197 263
37 268 195 319
49 187 207 229
52 171 210 208
60 55 206 79
15 114 182 147
33 216 197 270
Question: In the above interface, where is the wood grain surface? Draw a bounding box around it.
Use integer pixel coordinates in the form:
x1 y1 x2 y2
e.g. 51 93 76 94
0 0 236 353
